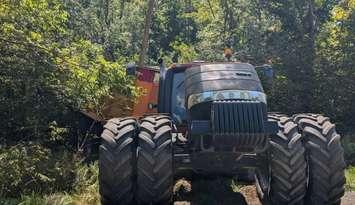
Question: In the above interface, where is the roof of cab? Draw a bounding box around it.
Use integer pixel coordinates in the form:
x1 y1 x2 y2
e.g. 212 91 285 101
170 61 254 71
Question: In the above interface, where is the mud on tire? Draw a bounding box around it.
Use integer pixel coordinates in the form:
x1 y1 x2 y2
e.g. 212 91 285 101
294 114 346 205
256 114 307 205
136 115 174 204
99 118 138 205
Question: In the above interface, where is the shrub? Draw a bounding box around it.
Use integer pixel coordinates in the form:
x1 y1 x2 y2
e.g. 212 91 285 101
0 198 20 205
2 162 100 205
0 143 76 198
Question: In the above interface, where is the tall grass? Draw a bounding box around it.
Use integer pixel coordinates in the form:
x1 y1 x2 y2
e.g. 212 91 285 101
1 162 100 205
3 163 355 205
346 166 355 191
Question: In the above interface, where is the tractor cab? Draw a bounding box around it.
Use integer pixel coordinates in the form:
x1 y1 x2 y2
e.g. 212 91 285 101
158 63 276 150
156 62 279 176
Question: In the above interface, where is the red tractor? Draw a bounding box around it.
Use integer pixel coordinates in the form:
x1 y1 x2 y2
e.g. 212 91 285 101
99 61 345 205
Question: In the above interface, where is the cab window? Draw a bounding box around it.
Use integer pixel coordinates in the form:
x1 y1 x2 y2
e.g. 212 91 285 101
171 72 187 124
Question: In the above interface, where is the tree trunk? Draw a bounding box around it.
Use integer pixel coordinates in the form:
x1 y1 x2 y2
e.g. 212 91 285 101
119 0 125 19
139 0 155 67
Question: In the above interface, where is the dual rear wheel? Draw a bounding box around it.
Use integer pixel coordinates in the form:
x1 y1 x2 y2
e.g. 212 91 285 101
99 116 174 205
294 114 346 205
256 114 345 205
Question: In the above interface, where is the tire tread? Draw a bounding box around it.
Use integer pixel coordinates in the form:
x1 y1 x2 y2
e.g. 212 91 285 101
294 114 345 205
99 118 137 205
137 115 173 204
268 114 307 205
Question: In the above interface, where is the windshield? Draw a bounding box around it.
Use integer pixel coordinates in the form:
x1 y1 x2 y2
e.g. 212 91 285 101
171 72 187 124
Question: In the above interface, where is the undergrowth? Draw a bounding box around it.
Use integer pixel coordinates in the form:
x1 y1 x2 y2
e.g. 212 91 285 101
346 166 355 191
1 159 355 205
0 162 99 205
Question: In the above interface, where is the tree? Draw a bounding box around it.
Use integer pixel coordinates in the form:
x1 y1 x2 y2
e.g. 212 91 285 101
0 0 137 144
0 0 69 142
64 0 146 61
139 0 156 67
314 0 355 129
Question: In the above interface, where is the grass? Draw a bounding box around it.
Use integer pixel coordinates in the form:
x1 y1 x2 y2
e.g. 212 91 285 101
0 193 88 205
161 176 250 205
0 162 100 205
346 166 355 191
0 188 99 205
231 179 246 192
2 166 355 205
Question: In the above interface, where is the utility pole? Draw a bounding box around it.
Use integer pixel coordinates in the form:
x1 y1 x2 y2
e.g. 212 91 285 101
139 0 155 67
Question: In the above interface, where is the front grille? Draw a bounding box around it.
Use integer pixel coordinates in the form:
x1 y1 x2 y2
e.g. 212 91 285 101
211 100 267 148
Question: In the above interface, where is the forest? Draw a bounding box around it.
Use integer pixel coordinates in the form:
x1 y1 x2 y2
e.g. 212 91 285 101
0 0 354 204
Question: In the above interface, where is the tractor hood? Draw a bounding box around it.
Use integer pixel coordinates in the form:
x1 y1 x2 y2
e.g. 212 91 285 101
185 63 265 109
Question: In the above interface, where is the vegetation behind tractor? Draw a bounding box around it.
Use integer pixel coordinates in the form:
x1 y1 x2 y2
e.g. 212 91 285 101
98 61 345 205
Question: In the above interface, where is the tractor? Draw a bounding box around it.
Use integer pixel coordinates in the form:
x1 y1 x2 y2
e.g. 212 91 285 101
98 61 346 205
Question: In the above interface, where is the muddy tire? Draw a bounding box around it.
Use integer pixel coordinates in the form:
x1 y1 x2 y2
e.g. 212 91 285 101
256 114 307 205
99 118 138 205
294 114 346 205
136 115 174 204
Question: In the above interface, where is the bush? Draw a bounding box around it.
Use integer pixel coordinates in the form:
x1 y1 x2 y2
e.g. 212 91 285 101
0 198 19 205
0 0 139 146
0 161 100 205
0 143 76 198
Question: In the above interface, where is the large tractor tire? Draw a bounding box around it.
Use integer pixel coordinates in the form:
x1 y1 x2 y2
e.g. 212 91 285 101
99 118 138 205
136 115 174 204
256 114 307 205
294 114 346 205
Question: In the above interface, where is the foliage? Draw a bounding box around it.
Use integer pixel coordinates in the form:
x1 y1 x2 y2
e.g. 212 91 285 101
0 162 100 205
0 144 76 198
56 40 138 116
0 0 69 142
0 0 137 144
148 1 198 63
314 0 355 129
0 198 19 205
190 0 278 63
0 0 355 201
346 166 355 191
2 0 354 136
18 194 46 205
170 41 198 63
71 162 100 204
343 135 355 165
63 0 145 61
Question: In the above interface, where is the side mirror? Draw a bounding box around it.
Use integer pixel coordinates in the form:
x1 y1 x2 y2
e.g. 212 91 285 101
126 63 137 76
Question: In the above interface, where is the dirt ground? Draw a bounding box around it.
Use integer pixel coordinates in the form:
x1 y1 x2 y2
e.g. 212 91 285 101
173 178 353 205
342 192 355 205
173 178 260 205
